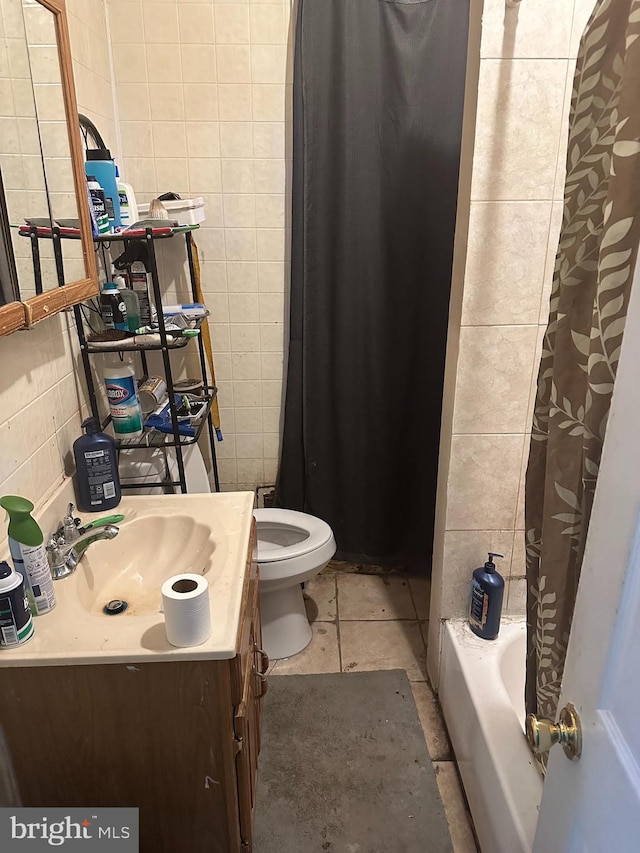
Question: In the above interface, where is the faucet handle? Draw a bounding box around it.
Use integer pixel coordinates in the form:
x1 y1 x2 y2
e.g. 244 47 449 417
62 504 80 543
46 539 65 575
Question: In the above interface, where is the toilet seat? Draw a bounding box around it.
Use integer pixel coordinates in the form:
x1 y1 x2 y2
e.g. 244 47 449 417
254 508 333 563
253 507 337 659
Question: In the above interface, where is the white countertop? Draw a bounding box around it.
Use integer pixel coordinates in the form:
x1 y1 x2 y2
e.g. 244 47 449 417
0 488 255 667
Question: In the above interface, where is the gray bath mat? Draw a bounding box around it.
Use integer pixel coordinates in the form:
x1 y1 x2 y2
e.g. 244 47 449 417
254 670 453 853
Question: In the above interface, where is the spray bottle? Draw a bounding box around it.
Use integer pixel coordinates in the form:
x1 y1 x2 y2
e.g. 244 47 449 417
0 496 56 616
129 245 155 326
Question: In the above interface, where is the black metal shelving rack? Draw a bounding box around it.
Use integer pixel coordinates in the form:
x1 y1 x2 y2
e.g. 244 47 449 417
23 223 220 493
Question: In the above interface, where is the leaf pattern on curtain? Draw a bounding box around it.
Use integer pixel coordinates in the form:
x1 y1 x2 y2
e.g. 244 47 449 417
525 0 640 728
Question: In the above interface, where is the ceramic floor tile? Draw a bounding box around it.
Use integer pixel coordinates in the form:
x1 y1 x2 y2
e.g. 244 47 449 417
268 622 340 675
337 573 416 620
339 620 428 681
419 620 429 651
303 574 337 623
409 576 431 620
410 681 453 761
433 762 478 853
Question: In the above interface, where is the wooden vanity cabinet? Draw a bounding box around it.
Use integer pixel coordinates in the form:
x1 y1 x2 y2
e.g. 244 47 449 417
0 526 266 853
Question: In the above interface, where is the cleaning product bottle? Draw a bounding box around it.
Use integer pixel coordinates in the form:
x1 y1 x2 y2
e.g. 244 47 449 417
104 361 144 438
129 245 155 326
116 167 138 228
86 175 110 235
113 269 140 332
73 418 122 512
0 496 56 616
469 553 504 640
0 560 34 647
100 280 128 331
85 179 99 237
85 148 121 229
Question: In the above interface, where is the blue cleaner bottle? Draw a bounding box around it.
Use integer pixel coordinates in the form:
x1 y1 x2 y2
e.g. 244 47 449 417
469 553 505 640
73 418 122 512
85 148 121 230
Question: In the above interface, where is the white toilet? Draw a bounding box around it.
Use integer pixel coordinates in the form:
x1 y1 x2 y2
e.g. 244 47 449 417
254 508 336 660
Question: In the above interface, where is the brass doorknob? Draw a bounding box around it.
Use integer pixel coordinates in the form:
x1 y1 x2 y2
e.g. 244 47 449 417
526 702 582 760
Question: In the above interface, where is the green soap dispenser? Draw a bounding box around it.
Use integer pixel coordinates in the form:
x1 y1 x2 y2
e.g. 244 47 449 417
0 496 56 616
468 552 504 640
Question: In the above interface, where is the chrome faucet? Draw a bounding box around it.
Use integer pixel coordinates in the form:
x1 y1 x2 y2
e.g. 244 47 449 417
46 524 119 580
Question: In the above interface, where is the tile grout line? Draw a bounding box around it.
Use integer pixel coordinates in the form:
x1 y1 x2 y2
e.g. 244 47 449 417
406 577 420 623
334 574 343 673
407 578 430 657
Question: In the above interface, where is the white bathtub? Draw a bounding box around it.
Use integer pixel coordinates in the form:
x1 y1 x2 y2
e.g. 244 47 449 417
439 619 543 853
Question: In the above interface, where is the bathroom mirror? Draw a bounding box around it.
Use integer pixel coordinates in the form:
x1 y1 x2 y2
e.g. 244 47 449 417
0 0 98 336
0 168 25 333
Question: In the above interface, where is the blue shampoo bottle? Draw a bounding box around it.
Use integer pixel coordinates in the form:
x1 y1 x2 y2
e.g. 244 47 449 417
73 418 121 512
469 553 504 640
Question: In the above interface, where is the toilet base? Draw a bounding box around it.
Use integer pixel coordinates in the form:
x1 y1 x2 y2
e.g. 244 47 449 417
260 584 313 660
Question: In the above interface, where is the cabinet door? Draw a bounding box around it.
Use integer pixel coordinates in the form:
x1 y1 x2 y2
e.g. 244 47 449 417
234 625 256 850
234 585 267 850
231 523 258 705
252 591 268 756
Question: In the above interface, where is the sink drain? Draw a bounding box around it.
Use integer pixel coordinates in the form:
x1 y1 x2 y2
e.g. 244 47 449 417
103 599 128 615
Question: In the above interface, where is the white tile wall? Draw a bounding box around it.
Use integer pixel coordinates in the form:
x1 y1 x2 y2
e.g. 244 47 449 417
0 311 91 509
432 0 595 626
108 0 291 491
0 0 115 507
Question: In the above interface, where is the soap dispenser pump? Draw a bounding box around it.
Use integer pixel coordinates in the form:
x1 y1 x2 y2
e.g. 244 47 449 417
469 552 505 640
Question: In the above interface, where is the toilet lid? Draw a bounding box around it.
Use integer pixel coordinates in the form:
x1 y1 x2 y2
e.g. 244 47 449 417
254 508 334 563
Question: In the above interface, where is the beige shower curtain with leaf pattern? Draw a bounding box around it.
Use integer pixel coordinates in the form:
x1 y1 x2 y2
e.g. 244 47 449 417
525 0 640 723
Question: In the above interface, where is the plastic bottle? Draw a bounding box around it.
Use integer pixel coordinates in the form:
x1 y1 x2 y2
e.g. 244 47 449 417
129 248 154 326
0 496 56 616
85 148 121 229
104 361 144 438
85 179 99 237
113 270 141 331
116 168 139 228
73 418 122 512
468 552 505 640
0 560 34 647
100 281 128 331
86 176 110 235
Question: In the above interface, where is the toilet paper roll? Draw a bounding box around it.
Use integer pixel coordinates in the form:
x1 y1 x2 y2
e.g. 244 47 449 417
161 573 211 648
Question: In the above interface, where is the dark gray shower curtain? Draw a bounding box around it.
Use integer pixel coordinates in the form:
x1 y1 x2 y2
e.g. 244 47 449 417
276 0 469 566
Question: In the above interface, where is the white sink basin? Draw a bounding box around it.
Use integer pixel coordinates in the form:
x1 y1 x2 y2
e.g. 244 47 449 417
76 514 216 617
0 492 255 666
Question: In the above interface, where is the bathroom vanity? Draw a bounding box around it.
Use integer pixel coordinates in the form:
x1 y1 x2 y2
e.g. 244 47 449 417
0 491 265 852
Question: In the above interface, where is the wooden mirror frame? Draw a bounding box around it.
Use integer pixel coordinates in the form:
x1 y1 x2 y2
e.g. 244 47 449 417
0 0 98 337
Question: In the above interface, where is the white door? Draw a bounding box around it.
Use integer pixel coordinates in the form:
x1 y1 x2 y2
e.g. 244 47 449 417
533 258 640 852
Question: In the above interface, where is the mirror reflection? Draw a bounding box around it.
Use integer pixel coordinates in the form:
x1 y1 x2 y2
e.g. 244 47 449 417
0 0 82 303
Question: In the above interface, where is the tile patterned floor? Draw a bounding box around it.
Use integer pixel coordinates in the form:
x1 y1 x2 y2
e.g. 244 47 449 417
266 569 478 853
